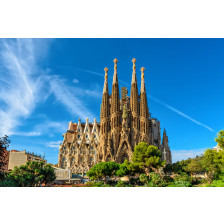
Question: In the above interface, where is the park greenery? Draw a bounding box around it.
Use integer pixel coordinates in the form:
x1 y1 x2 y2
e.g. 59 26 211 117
1 130 224 187
85 130 224 187
0 161 56 187
0 135 56 187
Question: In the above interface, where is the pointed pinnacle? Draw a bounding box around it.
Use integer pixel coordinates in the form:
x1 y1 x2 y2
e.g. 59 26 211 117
141 67 145 79
104 67 108 79
113 58 118 64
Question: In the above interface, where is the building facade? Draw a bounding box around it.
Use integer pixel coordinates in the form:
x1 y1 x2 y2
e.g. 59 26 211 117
58 58 172 175
58 119 100 176
8 150 46 170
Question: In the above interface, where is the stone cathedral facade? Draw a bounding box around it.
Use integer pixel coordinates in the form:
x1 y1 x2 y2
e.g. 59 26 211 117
58 59 172 175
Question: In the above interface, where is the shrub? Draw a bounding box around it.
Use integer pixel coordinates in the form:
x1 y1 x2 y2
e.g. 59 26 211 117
139 174 148 184
0 179 19 187
163 175 174 184
173 180 192 187
147 173 166 187
115 180 132 187
85 181 110 187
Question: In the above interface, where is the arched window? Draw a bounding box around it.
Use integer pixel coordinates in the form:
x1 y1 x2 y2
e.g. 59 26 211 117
61 157 67 169
71 157 76 166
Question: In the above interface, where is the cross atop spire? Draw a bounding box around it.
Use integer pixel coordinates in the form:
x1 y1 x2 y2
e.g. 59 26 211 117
113 58 118 84
131 58 137 84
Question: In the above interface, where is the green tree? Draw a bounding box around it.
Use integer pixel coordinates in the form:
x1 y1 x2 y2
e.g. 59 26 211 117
87 161 119 181
0 135 11 175
116 159 143 177
215 130 224 149
147 172 166 187
6 161 56 187
132 142 165 176
200 149 224 183
187 158 203 179
42 164 56 186
139 174 148 184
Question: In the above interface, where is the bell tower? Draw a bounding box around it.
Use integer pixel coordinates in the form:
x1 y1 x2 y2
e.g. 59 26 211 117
130 58 140 147
140 67 150 143
99 67 110 161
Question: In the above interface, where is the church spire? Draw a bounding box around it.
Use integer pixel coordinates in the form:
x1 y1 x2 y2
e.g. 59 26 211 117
103 67 109 93
130 58 139 134
113 58 118 84
131 58 137 84
140 67 146 93
111 58 120 130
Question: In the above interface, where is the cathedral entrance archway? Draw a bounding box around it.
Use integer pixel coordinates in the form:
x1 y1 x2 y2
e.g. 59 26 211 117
106 154 112 162
116 141 132 163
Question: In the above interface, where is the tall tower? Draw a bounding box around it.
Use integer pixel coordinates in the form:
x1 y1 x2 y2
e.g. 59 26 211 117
99 67 110 161
130 58 140 146
110 58 120 157
140 67 150 143
161 129 172 164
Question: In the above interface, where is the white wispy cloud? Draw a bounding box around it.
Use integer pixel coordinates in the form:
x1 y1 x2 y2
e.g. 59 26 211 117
72 78 79 84
76 68 130 86
34 120 68 135
172 148 207 162
13 131 42 137
0 39 99 137
149 95 214 132
76 68 105 78
46 140 62 148
0 39 47 136
49 76 96 121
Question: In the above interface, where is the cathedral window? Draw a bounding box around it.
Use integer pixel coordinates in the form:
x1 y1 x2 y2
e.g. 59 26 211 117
71 157 76 165
86 135 88 138
78 135 80 138
61 157 67 169
94 135 96 138
73 147 75 149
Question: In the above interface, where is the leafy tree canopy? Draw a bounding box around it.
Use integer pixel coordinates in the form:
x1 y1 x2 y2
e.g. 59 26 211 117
116 159 143 177
187 158 203 177
215 130 224 150
0 135 11 149
200 148 224 182
5 161 56 187
87 161 119 181
132 142 165 175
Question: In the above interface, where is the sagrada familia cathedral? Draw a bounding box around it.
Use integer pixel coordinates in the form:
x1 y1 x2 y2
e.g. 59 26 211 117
58 59 172 175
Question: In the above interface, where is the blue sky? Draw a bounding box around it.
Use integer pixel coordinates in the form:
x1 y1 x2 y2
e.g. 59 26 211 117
0 38 223 164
